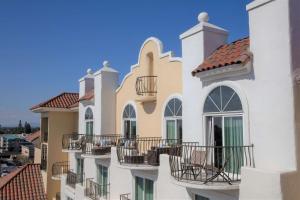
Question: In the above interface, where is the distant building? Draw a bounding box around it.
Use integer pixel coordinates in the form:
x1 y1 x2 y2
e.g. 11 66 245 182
24 130 41 163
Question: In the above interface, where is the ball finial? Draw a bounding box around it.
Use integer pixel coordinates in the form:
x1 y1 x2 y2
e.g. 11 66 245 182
87 68 93 75
103 60 110 68
198 12 209 23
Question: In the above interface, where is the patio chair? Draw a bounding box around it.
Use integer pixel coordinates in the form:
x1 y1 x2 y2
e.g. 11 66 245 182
180 150 206 180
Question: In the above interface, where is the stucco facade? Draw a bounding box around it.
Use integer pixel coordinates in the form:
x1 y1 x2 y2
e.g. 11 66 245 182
56 0 300 199
116 38 182 138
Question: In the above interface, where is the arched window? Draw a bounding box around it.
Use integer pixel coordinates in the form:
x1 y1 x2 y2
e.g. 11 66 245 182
123 104 136 138
85 108 93 136
204 86 243 172
164 98 182 141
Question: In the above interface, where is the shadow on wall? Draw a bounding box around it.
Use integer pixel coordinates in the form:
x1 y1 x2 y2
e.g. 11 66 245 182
143 102 157 114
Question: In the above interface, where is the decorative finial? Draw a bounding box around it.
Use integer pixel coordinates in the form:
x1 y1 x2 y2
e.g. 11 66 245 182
198 12 209 23
87 68 93 75
103 60 110 68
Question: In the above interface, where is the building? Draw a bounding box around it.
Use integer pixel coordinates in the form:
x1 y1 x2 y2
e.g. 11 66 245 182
31 93 79 200
33 0 300 199
24 130 42 164
0 164 46 200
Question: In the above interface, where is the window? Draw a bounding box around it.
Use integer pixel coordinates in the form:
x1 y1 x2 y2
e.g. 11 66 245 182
85 108 93 136
195 194 209 200
135 177 153 200
204 86 244 173
123 104 136 138
164 98 182 141
76 158 84 184
97 165 108 197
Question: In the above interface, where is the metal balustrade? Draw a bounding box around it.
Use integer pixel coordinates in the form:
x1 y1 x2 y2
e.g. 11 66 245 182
62 133 85 150
52 161 69 179
66 170 84 188
169 144 254 185
117 137 182 166
85 178 110 200
82 134 121 155
120 193 131 200
135 76 157 96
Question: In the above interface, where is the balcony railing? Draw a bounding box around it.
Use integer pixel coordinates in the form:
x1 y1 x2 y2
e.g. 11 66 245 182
66 170 84 188
169 144 254 185
41 144 47 170
52 161 69 179
85 178 110 200
62 133 85 150
43 132 48 143
82 134 121 155
117 137 181 166
135 76 157 96
120 193 131 200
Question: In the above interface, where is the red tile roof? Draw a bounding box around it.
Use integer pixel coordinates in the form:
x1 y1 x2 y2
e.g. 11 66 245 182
192 37 251 76
24 130 41 142
0 164 46 200
79 89 94 101
31 92 79 110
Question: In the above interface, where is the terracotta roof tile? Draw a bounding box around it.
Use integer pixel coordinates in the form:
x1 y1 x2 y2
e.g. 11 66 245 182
31 92 79 110
192 37 251 76
0 164 46 200
24 130 41 142
79 89 94 101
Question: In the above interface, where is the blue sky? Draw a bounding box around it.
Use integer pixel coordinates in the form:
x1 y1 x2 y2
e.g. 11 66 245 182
0 0 251 127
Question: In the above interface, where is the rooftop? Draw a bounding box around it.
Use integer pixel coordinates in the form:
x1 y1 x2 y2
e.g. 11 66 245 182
192 37 251 76
0 164 46 200
30 92 79 111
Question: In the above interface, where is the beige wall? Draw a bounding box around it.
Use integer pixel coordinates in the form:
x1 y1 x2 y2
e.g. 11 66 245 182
116 38 182 138
34 147 41 164
43 111 78 200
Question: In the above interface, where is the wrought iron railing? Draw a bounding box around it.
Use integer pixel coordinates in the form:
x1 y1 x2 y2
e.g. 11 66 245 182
62 133 84 150
85 178 110 200
41 144 47 170
66 170 84 188
120 193 131 200
117 137 181 166
56 192 61 200
169 144 255 185
52 161 69 179
135 76 157 96
82 134 121 155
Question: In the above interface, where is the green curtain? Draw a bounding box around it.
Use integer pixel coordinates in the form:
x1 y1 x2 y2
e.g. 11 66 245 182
86 121 93 136
131 121 137 138
135 177 143 200
167 120 176 139
97 165 108 197
145 179 153 200
224 117 243 173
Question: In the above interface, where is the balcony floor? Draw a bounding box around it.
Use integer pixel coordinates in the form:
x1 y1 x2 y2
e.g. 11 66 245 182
117 163 159 171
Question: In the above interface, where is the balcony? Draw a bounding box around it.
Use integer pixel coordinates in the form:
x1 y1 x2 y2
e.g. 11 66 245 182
62 133 85 151
120 193 131 200
169 144 254 190
85 178 110 200
117 137 181 170
52 161 69 180
82 135 121 158
135 76 157 103
66 170 84 189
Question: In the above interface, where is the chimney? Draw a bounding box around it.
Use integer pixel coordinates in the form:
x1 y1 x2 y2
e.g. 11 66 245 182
180 12 228 142
94 61 119 135
79 68 94 98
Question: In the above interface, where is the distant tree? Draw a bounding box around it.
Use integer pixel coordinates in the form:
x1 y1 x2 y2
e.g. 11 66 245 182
24 122 32 134
16 120 24 134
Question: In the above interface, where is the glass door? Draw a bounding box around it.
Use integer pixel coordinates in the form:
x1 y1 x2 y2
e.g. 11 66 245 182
124 120 136 139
